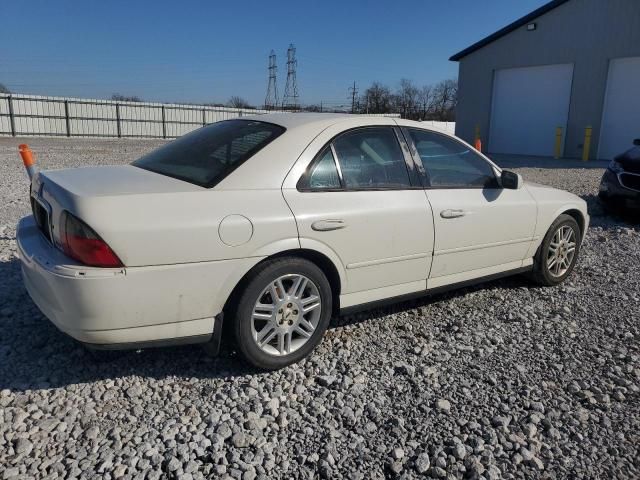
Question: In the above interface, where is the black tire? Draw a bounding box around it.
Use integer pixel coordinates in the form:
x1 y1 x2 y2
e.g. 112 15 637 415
530 214 581 286
233 257 332 370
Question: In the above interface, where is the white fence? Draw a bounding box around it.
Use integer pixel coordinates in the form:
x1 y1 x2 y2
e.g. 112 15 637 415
0 94 280 139
419 120 456 135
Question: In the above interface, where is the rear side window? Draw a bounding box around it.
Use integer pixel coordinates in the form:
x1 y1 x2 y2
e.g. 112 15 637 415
132 120 285 188
333 127 411 189
299 147 342 190
407 129 498 188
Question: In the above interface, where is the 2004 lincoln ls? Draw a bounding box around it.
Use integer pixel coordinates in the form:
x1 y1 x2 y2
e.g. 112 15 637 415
17 114 589 369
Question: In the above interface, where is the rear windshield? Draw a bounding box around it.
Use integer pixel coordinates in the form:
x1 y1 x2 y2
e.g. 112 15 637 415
132 119 285 188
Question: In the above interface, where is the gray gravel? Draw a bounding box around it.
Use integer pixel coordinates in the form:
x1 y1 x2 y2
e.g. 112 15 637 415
1 137 639 479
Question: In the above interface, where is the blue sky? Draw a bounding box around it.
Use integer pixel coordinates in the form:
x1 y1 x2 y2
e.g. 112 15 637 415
0 0 548 107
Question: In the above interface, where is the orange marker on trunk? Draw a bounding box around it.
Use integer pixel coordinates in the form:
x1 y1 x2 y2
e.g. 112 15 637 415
19 144 38 179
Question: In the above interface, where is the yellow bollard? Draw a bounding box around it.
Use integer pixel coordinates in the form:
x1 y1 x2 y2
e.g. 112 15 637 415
554 127 563 159
582 126 592 161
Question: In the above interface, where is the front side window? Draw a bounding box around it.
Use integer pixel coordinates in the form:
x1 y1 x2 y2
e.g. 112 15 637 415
133 119 285 188
333 127 411 189
408 129 498 188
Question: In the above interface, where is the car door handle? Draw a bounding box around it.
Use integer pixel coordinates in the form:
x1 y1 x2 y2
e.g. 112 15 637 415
440 209 466 219
311 219 347 231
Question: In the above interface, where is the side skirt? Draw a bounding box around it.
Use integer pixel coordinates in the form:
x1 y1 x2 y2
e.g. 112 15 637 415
339 265 533 315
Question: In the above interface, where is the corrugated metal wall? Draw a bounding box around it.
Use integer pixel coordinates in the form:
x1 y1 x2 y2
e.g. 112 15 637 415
454 0 640 159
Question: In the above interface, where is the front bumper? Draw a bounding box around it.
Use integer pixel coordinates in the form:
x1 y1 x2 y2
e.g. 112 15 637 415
16 216 242 350
599 169 640 209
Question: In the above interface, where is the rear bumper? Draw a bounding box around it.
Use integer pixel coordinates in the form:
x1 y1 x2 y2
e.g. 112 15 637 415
16 216 246 350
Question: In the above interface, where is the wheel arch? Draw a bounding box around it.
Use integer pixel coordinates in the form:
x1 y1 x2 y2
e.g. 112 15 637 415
561 208 585 237
222 248 343 319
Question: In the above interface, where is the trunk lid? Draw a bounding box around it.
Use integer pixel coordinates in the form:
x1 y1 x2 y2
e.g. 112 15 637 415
30 166 208 266
41 165 204 197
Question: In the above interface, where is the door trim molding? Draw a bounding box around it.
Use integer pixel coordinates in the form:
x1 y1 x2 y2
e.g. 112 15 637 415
434 236 536 256
346 252 430 270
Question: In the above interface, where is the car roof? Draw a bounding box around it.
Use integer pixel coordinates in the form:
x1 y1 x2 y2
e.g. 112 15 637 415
243 112 378 130
243 113 455 136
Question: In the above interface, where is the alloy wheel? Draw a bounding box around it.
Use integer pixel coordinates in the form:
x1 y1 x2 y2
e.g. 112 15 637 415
250 274 322 356
546 225 577 278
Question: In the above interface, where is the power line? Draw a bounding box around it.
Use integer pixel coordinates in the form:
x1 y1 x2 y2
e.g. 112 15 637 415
282 44 299 110
264 50 278 110
348 81 358 113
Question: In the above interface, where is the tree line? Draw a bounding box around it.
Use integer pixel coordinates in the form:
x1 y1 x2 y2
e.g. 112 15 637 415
301 78 457 120
356 78 457 120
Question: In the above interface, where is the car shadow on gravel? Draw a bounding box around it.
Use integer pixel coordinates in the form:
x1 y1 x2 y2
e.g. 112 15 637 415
330 273 533 332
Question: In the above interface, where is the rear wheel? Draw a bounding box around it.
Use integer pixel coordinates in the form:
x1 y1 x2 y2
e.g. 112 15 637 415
530 214 581 286
233 257 332 370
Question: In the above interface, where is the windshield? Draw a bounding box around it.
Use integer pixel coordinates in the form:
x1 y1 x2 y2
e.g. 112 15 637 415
132 119 285 188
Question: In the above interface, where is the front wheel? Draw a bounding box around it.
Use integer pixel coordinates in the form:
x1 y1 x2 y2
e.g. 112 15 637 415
530 214 581 286
233 257 332 370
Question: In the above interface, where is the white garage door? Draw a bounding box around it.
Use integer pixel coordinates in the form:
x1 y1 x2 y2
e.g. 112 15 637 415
598 57 640 160
489 64 574 156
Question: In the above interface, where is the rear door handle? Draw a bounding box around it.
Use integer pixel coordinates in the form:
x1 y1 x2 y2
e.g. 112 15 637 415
440 209 466 219
311 219 347 231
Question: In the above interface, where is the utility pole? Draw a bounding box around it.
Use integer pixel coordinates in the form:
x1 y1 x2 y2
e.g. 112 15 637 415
282 44 299 110
348 81 358 114
264 50 278 110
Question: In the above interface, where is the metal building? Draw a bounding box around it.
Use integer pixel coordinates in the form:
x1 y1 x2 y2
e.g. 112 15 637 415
450 0 640 160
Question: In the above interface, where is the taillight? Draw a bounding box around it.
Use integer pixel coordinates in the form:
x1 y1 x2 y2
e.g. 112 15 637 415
60 212 123 268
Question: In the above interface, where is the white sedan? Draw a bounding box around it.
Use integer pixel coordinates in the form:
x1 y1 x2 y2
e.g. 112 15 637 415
17 114 588 369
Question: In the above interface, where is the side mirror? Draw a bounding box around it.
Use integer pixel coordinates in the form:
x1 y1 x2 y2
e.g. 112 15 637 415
501 170 523 190
633 138 640 146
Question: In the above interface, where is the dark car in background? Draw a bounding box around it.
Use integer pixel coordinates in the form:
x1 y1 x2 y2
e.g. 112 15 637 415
599 139 640 211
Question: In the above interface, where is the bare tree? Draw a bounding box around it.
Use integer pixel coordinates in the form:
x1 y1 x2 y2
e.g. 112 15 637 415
355 78 457 120
395 78 419 119
432 79 458 121
111 94 142 102
360 82 392 114
0 83 10 94
418 85 434 120
227 96 250 109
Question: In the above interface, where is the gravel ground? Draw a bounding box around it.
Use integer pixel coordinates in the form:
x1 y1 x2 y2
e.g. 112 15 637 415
0 137 638 480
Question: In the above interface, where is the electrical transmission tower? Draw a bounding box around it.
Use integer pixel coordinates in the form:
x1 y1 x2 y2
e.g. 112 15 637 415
282 44 299 110
264 50 278 110
348 81 358 113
